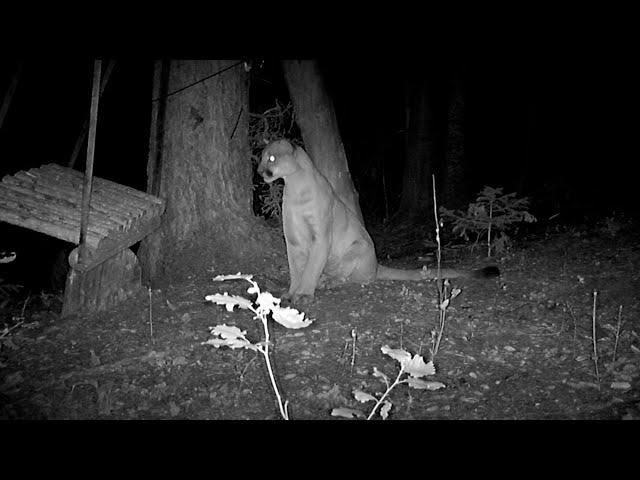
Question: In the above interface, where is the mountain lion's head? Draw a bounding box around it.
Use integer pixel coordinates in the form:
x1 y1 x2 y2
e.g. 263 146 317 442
257 139 303 183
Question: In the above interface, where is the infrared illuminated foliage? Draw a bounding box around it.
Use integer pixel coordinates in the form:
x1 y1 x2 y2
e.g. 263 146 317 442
331 345 445 420
439 186 536 257
203 273 313 419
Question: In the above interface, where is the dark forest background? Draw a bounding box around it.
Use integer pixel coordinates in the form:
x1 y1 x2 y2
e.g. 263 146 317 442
0 51 634 288
1 53 632 221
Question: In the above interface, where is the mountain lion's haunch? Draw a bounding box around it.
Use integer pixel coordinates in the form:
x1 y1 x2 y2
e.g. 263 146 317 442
258 139 499 304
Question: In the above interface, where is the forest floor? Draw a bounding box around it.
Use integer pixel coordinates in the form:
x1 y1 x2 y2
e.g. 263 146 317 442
1 221 640 420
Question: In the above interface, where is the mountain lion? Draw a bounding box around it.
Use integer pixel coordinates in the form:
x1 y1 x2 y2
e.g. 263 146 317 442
258 139 499 304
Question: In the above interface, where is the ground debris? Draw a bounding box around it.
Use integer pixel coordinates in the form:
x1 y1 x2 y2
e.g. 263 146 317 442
1 229 639 419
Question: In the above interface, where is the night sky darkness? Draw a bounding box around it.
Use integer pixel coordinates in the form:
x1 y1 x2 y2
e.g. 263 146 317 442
0 54 632 288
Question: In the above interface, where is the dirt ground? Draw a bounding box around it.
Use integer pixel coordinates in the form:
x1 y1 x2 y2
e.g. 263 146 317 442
1 222 639 420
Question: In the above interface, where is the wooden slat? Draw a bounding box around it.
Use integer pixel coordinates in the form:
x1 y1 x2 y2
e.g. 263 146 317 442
15 169 134 227
0 181 116 233
0 202 102 247
0 163 165 272
40 164 163 220
70 214 163 272
46 163 164 205
0 183 112 235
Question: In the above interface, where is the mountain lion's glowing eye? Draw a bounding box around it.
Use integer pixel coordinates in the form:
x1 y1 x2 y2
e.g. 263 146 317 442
269 155 276 162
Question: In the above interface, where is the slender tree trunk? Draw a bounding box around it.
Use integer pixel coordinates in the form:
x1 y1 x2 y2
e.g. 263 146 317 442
443 73 468 208
517 96 537 196
281 59 363 222
138 60 259 283
398 78 434 217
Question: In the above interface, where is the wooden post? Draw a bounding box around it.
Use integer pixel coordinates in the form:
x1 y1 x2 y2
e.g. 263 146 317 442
63 248 143 317
68 60 116 169
0 61 23 132
146 60 168 197
79 60 102 266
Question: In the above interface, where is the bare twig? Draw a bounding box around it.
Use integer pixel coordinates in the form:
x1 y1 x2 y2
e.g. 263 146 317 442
487 199 493 257
430 174 446 360
259 312 288 420
432 175 442 289
612 305 623 364
366 368 405 421
0 320 24 339
148 287 153 339
350 328 357 374
566 302 578 356
340 339 350 365
592 291 600 388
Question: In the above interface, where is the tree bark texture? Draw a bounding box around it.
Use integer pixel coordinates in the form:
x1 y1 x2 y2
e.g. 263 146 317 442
138 60 257 282
281 60 364 223
62 248 142 316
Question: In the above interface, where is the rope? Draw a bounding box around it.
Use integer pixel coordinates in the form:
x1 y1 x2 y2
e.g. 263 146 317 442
152 60 244 103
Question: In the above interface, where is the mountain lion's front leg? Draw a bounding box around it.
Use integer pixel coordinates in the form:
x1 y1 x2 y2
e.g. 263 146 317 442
286 209 331 304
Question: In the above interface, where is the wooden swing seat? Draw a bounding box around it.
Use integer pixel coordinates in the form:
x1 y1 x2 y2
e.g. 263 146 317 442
0 163 165 272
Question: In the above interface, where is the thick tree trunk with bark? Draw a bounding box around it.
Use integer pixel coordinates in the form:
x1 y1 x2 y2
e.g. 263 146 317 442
138 60 259 282
281 60 364 222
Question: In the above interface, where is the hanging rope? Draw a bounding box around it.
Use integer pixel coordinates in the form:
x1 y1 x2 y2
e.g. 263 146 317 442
151 60 244 103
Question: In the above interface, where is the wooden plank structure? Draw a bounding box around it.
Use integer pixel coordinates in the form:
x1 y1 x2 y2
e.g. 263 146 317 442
0 60 165 316
0 164 165 314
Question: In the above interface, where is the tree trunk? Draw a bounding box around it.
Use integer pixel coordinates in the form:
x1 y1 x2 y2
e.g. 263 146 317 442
398 78 434 217
517 95 537 196
281 60 364 222
138 60 259 283
443 73 468 209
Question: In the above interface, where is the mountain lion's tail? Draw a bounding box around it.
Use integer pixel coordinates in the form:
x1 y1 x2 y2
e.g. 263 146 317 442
376 264 500 281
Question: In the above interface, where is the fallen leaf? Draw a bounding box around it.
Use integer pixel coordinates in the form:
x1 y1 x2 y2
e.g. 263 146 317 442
169 401 181 417
567 381 600 390
372 367 388 383
331 407 365 419
353 389 377 403
380 401 393 420
205 293 253 312
172 356 188 366
407 378 445 390
610 382 631 390
381 345 412 364
404 356 436 378
271 305 313 329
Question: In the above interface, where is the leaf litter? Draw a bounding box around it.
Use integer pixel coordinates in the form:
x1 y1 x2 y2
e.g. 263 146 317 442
1 225 639 419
